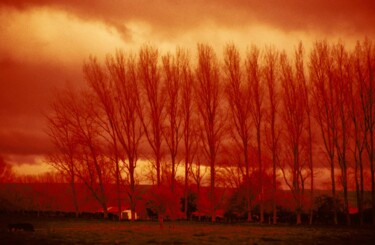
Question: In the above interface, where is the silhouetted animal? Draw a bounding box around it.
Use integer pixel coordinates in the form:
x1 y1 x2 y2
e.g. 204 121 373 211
8 223 35 232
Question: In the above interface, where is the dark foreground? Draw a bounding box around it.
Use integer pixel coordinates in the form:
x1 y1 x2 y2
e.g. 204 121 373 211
1 216 375 244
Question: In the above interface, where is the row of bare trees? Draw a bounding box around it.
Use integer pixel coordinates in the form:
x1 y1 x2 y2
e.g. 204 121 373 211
47 39 375 225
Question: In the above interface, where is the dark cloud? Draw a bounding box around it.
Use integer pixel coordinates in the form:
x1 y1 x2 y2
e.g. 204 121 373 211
0 58 82 161
1 0 374 40
0 58 83 118
0 129 53 156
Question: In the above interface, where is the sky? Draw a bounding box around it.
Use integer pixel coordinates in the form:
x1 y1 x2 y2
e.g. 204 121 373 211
0 0 375 176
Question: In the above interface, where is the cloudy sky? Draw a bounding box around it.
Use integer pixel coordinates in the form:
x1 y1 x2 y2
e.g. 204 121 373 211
0 0 374 175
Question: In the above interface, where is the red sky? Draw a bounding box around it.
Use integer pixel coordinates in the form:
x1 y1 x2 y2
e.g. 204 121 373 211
0 0 374 175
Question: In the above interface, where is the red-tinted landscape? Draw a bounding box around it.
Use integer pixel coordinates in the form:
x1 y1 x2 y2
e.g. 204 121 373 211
1 1 375 244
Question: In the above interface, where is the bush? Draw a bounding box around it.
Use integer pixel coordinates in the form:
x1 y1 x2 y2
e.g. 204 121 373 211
314 194 344 224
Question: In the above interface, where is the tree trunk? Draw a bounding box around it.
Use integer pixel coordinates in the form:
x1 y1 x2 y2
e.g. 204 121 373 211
359 154 364 226
171 155 176 193
307 111 314 225
245 146 252 222
70 179 79 218
211 156 216 223
156 152 161 187
272 161 277 224
330 158 338 225
103 204 108 219
370 128 375 225
257 126 264 223
130 159 136 221
342 165 350 225
184 153 189 220
296 212 301 225
115 160 121 221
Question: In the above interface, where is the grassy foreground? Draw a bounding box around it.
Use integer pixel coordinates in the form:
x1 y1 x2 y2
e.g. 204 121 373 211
1 216 375 244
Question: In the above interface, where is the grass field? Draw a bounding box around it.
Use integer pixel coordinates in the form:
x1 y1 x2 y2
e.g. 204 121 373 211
1 215 375 244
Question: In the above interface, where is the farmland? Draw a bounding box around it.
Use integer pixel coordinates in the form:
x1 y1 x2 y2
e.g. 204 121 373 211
1 215 375 244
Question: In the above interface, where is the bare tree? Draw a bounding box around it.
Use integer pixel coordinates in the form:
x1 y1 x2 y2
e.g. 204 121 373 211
263 46 281 224
295 43 315 225
362 40 375 225
280 50 307 225
138 45 165 187
350 45 366 225
43 40 375 225
224 43 253 222
179 49 196 220
246 46 265 223
46 101 80 217
49 88 110 218
106 51 143 221
353 39 375 224
162 50 185 193
310 41 338 224
195 44 225 222
77 94 112 219
331 42 352 225
83 56 123 219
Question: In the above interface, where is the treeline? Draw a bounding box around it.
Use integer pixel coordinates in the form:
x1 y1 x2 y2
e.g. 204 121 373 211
46 39 375 225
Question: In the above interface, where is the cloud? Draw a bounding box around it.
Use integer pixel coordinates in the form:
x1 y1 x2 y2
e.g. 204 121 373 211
0 59 59 159
1 1 373 60
224 0 375 35
0 129 52 156
1 0 374 41
0 0 374 171
0 7 124 164
0 59 71 116
0 7 125 65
